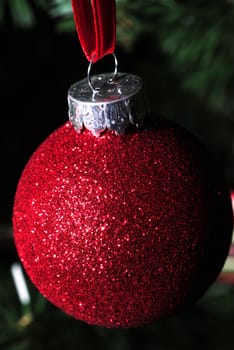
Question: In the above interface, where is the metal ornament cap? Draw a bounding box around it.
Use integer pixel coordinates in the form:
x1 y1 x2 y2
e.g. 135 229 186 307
68 73 147 137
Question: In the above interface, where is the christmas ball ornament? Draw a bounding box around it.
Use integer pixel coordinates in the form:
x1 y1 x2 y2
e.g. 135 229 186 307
13 73 233 328
13 0 233 328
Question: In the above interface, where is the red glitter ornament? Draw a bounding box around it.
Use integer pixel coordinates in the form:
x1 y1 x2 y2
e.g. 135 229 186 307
13 120 233 328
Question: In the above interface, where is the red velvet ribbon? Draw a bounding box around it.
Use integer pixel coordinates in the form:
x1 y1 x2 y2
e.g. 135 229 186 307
71 0 116 63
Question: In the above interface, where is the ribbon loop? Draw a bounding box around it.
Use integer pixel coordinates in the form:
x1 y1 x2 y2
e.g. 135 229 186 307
72 0 116 63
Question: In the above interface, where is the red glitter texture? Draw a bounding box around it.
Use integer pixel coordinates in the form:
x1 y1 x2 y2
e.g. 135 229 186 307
13 122 233 328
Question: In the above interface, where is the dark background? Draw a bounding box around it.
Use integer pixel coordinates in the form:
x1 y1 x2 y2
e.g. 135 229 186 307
0 21 83 224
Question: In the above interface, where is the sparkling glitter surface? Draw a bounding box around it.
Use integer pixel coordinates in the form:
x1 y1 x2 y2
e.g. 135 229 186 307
13 121 233 328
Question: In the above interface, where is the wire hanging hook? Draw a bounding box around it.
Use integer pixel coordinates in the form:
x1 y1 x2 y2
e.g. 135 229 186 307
87 53 118 94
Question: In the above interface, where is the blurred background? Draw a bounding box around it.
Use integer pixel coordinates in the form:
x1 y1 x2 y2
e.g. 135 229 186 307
1 0 234 349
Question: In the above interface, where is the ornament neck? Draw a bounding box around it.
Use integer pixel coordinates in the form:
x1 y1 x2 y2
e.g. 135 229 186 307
68 72 147 137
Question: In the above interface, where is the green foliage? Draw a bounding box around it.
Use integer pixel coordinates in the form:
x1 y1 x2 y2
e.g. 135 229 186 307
0 0 73 29
116 0 234 113
0 0 45 28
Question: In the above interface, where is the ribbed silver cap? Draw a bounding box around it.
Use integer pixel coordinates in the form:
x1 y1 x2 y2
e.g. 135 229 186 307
68 73 147 137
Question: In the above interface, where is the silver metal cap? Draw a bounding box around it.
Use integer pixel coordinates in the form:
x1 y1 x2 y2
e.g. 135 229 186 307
68 73 147 137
